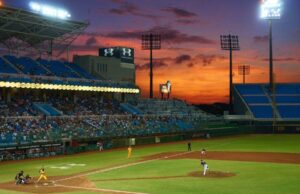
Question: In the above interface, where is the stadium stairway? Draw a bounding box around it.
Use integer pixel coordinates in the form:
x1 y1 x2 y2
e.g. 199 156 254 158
33 103 62 116
261 85 281 118
120 103 143 115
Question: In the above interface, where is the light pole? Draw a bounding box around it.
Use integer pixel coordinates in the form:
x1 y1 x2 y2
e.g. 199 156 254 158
238 65 250 84
220 34 240 114
260 0 282 91
142 33 161 99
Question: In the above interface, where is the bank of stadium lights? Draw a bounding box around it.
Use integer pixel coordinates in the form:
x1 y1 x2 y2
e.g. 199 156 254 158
0 81 139 94
260 0 282 19
29 2 71 20
260 0 282 91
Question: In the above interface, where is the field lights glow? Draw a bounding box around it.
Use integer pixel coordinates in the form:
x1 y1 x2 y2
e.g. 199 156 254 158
29 2 71 19
260 0 282 19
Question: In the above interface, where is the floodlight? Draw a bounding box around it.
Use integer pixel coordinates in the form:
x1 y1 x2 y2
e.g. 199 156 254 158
141 33 162 98
261 0 282 19
29 2 71 19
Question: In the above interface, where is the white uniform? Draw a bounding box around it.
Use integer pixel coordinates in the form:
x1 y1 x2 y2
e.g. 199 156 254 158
201 160 209 175
203 163 209 175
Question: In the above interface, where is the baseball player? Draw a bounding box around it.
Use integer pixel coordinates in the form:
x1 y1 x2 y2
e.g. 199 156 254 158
201 148 206 159
187 142 192 151
201 160 209 175
15 170 25 185
127 146 132 159
37 168 48 183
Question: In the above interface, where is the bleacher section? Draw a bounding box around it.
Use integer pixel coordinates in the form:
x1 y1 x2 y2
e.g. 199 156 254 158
126 99 214 120
0 57 18 74
234 84 300 120
0 55 138 90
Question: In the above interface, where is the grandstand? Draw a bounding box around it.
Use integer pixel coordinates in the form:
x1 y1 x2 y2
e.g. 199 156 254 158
0 4 221 162
233 83 300 121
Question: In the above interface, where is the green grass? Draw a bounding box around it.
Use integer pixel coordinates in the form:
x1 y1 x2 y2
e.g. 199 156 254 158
0 134 299 194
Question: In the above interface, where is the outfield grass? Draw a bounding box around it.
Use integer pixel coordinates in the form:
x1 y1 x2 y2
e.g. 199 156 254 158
0 134 299 194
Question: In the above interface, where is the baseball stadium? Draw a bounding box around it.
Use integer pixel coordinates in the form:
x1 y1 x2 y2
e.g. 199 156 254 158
0 0 300 194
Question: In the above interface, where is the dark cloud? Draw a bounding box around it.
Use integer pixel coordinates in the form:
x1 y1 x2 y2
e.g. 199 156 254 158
136 59 168 70
153 26 214 44
253 35 268 43
175 54 192 64
176 19 199 25
196 54 226 66
262 57 297 62
85 36 98 46
109 0 160 19
101 26 214 45
162 7 197 18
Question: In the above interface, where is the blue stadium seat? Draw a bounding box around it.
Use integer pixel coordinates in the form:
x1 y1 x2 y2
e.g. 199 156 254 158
235 85 264 95
249 105 274 118
275 96 300 103
271 85 300 94
38 59 80 78
18 57 48 75
0 58 18 74
277 106 300 118
243 96 269 104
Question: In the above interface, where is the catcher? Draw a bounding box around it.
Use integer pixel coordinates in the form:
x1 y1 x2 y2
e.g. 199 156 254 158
36 168 48 183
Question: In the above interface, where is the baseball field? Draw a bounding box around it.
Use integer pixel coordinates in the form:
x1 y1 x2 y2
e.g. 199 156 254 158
0 134 300 194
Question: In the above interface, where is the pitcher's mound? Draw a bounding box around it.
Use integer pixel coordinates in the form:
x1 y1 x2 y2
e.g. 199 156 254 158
188 171 235 178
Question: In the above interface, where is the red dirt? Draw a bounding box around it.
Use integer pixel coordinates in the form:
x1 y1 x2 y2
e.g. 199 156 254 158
143 151 300 164
0 176 93 194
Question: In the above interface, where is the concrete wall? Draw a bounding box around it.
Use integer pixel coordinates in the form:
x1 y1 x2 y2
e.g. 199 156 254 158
73 55 135 83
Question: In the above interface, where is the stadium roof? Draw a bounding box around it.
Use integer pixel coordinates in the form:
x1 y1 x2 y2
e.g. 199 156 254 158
0 5 88 55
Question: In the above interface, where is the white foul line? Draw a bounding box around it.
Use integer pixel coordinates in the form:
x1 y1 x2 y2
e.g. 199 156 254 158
55 151 194 183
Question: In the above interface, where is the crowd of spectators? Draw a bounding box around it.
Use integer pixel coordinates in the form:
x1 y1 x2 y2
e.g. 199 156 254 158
50 96 124 115
0 115 202 145
0 95 124 116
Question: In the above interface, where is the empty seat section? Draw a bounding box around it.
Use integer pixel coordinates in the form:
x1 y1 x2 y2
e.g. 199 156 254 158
38 59 79 78
235 85 264 95
270 85 300 94
18 57 48 75
249 105 274 118
277 106 300 118
275 96 300 103
0 58 18 74
243 96 269 103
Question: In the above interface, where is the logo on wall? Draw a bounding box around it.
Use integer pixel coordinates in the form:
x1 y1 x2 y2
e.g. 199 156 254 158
104 48 114 57
122 48 132 57
99 47 134 63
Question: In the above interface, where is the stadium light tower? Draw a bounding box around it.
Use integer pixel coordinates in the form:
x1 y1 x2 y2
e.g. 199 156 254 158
220 34 240 114
238 65 250 84
29 2 71 20
260 0 282 91
142 33 161 99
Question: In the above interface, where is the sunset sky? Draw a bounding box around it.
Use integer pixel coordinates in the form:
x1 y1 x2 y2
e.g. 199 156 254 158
6 0 300 104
